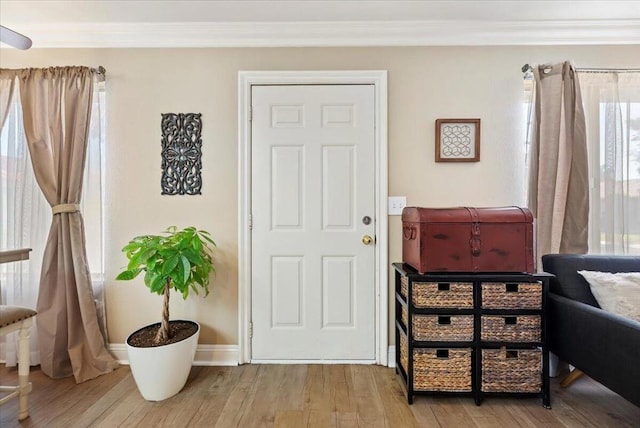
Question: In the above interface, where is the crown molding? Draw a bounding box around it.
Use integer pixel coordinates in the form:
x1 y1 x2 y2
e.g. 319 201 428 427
9 19 640 48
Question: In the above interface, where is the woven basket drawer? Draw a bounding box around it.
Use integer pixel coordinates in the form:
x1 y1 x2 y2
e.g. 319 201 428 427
401 306 409 328
400 275 408 299
413 348 473 392
400 334 409 374
412 282 474 309
481 315 541 342
481 282 542 309
412 313 474 342
481 348 542 393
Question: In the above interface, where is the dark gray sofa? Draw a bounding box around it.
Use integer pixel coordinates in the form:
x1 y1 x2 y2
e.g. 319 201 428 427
542 254 640 407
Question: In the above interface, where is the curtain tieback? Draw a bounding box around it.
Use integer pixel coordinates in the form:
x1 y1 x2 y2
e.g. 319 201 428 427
52 203 80 215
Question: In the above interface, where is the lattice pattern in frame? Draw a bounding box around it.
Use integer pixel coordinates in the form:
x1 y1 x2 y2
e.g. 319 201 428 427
435 118 480 162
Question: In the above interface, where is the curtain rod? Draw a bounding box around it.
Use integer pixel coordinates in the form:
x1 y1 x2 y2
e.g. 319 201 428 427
91 66 106 82
522 64 640 74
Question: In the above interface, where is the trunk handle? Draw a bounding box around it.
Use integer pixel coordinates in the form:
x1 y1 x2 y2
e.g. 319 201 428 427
403 225 416 240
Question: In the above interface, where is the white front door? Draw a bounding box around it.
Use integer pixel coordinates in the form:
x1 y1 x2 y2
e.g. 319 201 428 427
251 84 376 361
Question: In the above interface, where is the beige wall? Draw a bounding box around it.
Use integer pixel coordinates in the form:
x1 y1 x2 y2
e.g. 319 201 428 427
2 45 638 347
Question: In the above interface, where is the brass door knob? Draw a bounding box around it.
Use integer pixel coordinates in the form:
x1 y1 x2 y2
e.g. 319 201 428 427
362 235 373 245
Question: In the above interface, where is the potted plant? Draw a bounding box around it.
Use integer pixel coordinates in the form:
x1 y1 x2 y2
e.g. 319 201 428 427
116 226 215 401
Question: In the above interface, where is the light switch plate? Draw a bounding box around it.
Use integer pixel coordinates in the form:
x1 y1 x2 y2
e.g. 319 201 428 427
388 196 407 216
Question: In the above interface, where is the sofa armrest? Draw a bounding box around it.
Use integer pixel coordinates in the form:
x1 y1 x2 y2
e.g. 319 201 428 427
549 293 640 406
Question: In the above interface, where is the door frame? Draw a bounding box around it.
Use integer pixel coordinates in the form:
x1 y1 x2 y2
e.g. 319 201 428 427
238 70 388 365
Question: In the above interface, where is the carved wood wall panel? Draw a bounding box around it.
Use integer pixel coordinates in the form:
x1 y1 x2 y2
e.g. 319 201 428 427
161 113 202 195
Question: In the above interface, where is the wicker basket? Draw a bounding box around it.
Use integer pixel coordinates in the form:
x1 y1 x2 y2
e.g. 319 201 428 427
481 315 541 342
481 348 542 393
412 313 474 342
399 335 472 392
401 275 408 299
481 282 542 309
412 282 474 309
401 306 409 328
400 334 408 373
413 348 473 392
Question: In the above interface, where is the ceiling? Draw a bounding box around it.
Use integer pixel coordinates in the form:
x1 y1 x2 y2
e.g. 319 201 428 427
1 0 639 48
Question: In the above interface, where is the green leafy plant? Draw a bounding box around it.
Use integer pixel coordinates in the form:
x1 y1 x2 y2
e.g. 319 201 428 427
116 226 216 344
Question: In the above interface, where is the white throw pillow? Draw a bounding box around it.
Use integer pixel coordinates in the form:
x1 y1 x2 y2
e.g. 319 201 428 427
577 270 640 323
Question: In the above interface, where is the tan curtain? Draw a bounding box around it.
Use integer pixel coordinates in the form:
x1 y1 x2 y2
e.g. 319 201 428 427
527 61 589 269
17 66 118 382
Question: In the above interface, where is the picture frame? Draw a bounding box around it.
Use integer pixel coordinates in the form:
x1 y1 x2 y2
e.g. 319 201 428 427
435 118 481 162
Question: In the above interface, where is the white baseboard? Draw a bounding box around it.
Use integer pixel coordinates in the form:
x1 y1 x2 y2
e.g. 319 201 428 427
251 359 376 364
194 345 239 366
108 343 239 366
388 345 396 368
107 343 128 363
109 343 393 367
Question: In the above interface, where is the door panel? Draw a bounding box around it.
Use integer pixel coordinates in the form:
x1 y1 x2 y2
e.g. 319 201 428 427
251 84 375 360
271 256 304 327
322 256 355 328
271 146 304 229
322 146 355 230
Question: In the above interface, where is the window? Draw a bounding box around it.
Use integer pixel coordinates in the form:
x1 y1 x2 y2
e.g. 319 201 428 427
523 77 534 190
579 72 640 254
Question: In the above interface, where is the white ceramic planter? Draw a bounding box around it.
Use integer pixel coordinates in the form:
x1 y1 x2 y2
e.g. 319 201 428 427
126 320 199 401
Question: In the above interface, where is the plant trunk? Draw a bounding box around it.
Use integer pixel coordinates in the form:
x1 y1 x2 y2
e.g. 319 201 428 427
154 279 171 344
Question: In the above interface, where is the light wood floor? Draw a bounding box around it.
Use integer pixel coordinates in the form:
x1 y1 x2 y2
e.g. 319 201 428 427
1 364 638 427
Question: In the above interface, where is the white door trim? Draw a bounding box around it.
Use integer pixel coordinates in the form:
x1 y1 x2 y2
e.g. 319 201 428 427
238 70 388 365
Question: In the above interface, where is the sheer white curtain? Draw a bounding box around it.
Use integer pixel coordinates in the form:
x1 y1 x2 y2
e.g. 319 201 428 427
0 75 106 366
83 83 107 339
0 78 48 366
578 71 640 254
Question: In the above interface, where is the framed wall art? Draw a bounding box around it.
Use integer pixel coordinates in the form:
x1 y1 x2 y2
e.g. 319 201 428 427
435 118 481 162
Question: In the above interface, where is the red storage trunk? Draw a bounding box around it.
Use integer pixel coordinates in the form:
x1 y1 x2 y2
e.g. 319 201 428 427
402 206 535 274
